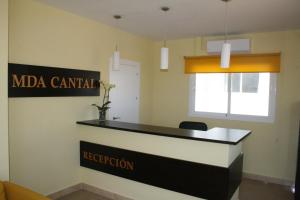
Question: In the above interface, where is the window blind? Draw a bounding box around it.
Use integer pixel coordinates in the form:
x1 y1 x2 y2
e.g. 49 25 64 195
184 53 280 73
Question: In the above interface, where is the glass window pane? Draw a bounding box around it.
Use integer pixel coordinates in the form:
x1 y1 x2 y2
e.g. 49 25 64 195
242 73 259 93
231 73 270 116
231 73 241 92
195 73 228 114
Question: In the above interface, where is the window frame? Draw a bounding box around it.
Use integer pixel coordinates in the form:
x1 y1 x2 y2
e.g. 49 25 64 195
189 73 277 123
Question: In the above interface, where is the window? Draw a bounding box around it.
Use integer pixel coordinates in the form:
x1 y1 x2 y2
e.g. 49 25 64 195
189 73 276 122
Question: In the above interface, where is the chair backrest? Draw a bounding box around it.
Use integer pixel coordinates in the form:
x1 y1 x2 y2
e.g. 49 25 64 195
179 121 208 131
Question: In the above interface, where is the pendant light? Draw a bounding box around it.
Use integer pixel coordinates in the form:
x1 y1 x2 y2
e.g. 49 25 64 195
161 41 169 70
221 0 231 68
112 15 121 71
160 7 170 70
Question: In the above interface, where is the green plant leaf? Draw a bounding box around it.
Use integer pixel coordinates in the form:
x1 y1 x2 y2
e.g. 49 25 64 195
91 104 101 110
101 107 110 112
102 101 111 107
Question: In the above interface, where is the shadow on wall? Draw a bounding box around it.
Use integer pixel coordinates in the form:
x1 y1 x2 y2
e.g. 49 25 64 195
287 101 300 181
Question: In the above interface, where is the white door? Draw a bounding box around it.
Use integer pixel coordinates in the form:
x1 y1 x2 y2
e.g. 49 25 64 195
109 59 140 123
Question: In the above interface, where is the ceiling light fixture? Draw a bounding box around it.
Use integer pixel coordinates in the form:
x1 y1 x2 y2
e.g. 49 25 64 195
160 6 170 70
221 0 231 68
112 15 122 71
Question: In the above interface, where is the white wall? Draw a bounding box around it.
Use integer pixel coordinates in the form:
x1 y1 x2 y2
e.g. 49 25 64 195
0 0 9 181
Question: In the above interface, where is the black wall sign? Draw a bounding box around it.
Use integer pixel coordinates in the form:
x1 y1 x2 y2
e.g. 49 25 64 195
8 63 100 97
80 141 243 200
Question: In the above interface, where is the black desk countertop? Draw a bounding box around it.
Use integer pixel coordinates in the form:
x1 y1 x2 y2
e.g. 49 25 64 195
77 120 251 145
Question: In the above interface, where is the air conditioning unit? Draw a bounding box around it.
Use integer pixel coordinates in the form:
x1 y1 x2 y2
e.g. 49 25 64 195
207 39 251 54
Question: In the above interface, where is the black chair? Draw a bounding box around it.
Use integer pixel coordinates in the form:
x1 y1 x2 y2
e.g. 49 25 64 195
179 121 208 131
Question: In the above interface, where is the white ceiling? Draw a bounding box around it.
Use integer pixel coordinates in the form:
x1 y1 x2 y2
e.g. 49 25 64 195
37 0 300 41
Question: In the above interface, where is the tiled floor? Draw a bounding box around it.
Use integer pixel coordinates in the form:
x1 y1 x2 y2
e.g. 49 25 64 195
57 190 111 200
57 178 294 200
239 178 294 200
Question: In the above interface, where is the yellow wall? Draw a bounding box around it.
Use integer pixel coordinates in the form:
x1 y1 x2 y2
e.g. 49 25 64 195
8 0 300 195
152 31 300 182
0 0 9 181
8 0 153 194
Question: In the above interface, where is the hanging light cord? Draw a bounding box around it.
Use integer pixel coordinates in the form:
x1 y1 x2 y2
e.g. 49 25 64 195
113 15 121 51
161 7 170 47
115 17 118 51
224 0 229 42
163 11 166 47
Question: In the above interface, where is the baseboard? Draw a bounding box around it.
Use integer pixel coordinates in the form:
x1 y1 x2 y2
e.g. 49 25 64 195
48 183 134 200
243 172 294 187
48 174 292 200
47 183 83 199
82 183 134 200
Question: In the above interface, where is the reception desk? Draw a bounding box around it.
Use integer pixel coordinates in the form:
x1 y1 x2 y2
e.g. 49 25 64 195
77 120 251 200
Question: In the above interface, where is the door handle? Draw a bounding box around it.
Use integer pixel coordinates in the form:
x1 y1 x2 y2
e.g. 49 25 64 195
113 117 120 120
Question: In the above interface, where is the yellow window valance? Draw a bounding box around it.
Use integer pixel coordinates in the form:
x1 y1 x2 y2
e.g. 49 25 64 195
184 53 281 73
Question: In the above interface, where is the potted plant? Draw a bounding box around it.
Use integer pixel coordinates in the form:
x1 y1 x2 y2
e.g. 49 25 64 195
92 81 116 121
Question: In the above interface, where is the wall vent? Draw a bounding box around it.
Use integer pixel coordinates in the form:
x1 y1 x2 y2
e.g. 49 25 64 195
207 39 251 54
